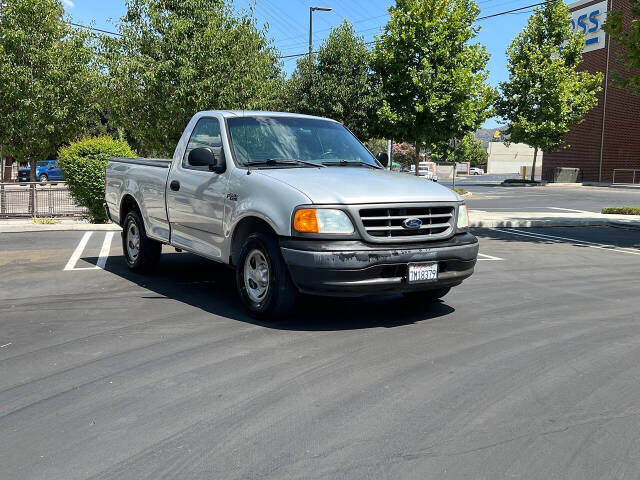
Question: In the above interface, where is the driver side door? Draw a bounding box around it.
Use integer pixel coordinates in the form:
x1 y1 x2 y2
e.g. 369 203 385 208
166 117 230 260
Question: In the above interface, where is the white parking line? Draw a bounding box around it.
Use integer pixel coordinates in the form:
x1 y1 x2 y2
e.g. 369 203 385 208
493 228 640 256
477 253 504 261
547 207 597 214
64 232 115 271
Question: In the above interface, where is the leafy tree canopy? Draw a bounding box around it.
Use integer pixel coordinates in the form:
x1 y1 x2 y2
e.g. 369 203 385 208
603 0 640 95
102 0 284 157
371 0 495 148
285 20 379 140
496 0 603 153
0 0 99 178
430 133 487 166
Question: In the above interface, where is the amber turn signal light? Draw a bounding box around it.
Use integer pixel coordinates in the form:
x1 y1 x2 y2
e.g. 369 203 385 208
293 209 319 233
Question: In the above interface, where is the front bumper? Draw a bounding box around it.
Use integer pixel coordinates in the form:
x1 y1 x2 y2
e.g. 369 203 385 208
280 232 479 297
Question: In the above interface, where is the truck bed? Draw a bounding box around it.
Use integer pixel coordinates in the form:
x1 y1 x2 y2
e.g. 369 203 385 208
105 157 173 242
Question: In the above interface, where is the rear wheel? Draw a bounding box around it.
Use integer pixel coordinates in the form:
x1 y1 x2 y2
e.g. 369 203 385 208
403 287 451 303
236 231 297 319
122 210 161 272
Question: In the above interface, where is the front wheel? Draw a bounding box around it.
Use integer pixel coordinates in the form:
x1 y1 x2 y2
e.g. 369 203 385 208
122 210 161 272
403 287 451 303
39 174 48 183
236 232 297 319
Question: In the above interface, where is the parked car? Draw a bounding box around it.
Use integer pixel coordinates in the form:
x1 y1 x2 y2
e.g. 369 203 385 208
105 111 478 318
17 160 63 182
469 167 484 175
410 161 439 182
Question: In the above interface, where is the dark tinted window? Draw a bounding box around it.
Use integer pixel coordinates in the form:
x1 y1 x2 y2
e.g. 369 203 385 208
183 118 222 170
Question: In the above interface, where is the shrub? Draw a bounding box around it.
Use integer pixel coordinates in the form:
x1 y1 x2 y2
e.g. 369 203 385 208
602 207 640 215
453 187 467 195
58 137 136 222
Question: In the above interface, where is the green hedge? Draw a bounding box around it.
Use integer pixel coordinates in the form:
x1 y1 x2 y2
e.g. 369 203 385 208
58 137 136 222
602 207 640 215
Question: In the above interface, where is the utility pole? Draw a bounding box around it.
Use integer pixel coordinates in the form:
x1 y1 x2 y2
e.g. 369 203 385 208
308 6 332 62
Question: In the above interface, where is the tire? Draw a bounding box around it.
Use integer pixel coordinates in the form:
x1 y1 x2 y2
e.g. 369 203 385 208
236 231 297 319
403 287 451 303
122 210 162 272
39 174 48 183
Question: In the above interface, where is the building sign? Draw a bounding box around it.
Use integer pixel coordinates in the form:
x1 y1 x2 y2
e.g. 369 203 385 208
570 1 607 53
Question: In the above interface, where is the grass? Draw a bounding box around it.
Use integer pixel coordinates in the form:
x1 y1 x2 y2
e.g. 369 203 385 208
453 187 467 195
602 207 640 215
31 216 59 224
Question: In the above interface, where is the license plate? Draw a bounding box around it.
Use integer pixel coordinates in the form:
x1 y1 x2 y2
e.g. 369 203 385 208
408 263 438 283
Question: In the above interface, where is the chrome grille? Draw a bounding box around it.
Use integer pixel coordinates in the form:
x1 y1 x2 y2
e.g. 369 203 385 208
358 205 455 241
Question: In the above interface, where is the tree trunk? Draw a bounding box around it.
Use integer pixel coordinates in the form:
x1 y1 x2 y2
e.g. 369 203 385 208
414 141 421 176
530 147 538 182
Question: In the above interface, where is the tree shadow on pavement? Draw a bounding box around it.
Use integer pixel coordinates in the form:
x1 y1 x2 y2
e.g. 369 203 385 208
86 251 456 332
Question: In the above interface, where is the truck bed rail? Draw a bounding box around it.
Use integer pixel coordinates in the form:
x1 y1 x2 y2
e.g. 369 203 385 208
110 157 172 168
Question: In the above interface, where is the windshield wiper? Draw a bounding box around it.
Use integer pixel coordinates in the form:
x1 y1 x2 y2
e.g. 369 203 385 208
245 158 324 168
321 160 382 169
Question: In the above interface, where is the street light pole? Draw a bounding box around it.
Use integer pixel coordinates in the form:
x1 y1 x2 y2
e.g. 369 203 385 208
308 6 332 61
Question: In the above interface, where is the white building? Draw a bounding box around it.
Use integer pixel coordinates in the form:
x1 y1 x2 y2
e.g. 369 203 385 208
486 142 543 174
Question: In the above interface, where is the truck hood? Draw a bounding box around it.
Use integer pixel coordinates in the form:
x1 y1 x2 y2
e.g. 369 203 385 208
257 167 460 204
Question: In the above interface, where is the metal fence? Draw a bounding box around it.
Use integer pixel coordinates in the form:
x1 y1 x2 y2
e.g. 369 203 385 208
612 169 640 185
0 182 88 218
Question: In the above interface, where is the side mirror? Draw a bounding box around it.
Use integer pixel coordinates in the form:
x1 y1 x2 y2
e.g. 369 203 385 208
376 152 389 165
188 147 225 173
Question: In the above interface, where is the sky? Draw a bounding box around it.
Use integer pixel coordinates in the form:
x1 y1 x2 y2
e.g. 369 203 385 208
63 0 565 129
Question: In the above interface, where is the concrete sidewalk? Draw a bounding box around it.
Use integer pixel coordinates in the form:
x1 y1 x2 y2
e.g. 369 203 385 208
1 210 639 233
469 210 640 229
0 218 121 233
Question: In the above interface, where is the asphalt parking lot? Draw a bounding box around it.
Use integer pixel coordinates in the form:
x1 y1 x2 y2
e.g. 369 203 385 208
1 225 640 479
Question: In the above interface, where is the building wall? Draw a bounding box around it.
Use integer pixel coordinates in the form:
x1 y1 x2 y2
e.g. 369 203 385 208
543 0 640 182
487 142 543 174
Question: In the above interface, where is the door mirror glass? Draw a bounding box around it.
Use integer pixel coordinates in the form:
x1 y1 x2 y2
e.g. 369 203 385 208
376 152 389 165
188 147 216 167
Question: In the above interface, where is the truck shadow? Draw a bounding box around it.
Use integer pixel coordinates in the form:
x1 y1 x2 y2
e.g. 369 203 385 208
89 251 456 331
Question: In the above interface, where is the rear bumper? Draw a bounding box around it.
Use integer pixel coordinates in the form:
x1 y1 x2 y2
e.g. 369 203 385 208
280 232 479 296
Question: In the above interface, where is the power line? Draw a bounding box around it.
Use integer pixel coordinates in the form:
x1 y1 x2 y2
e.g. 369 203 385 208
65 1 552 60
277 1 551 60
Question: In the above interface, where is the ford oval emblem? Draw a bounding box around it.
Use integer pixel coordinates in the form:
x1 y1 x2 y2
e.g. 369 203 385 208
402 217 423 230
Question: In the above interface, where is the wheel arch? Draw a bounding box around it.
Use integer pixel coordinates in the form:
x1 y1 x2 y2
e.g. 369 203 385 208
119 194 141 227
230 216 279 267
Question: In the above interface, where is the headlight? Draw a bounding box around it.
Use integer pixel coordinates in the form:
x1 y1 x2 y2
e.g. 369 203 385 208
294 208 354 234
457 204 469 231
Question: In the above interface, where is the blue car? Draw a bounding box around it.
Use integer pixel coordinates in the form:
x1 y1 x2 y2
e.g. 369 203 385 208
17 160 63 183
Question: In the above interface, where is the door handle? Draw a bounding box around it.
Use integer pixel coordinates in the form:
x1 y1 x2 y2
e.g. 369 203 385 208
170 180 180 191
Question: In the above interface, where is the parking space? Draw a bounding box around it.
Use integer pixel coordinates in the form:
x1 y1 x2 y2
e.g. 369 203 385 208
463 184 640 213
1 226 640 479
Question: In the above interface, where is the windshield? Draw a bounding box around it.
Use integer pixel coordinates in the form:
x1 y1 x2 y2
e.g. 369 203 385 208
226 116 380 167
36 161 48 167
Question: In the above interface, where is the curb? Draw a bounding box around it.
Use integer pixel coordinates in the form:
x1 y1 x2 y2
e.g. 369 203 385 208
500 181 547 187
470 218 610 228
0 223 122 233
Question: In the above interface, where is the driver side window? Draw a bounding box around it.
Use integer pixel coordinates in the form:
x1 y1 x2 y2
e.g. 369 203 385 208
183 117 222 170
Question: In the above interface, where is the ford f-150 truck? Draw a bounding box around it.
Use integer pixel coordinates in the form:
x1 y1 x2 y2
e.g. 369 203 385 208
105 111 478 318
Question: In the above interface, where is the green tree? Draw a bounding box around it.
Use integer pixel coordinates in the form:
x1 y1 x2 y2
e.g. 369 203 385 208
430 133 487 166
372 0 494 175
603 0 640 95
496 0 603 181
102 0 284 157
285 20 379 140
0 0 99 184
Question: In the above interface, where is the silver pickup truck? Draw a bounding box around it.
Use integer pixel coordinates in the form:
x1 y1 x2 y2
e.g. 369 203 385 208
105 111 478 318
